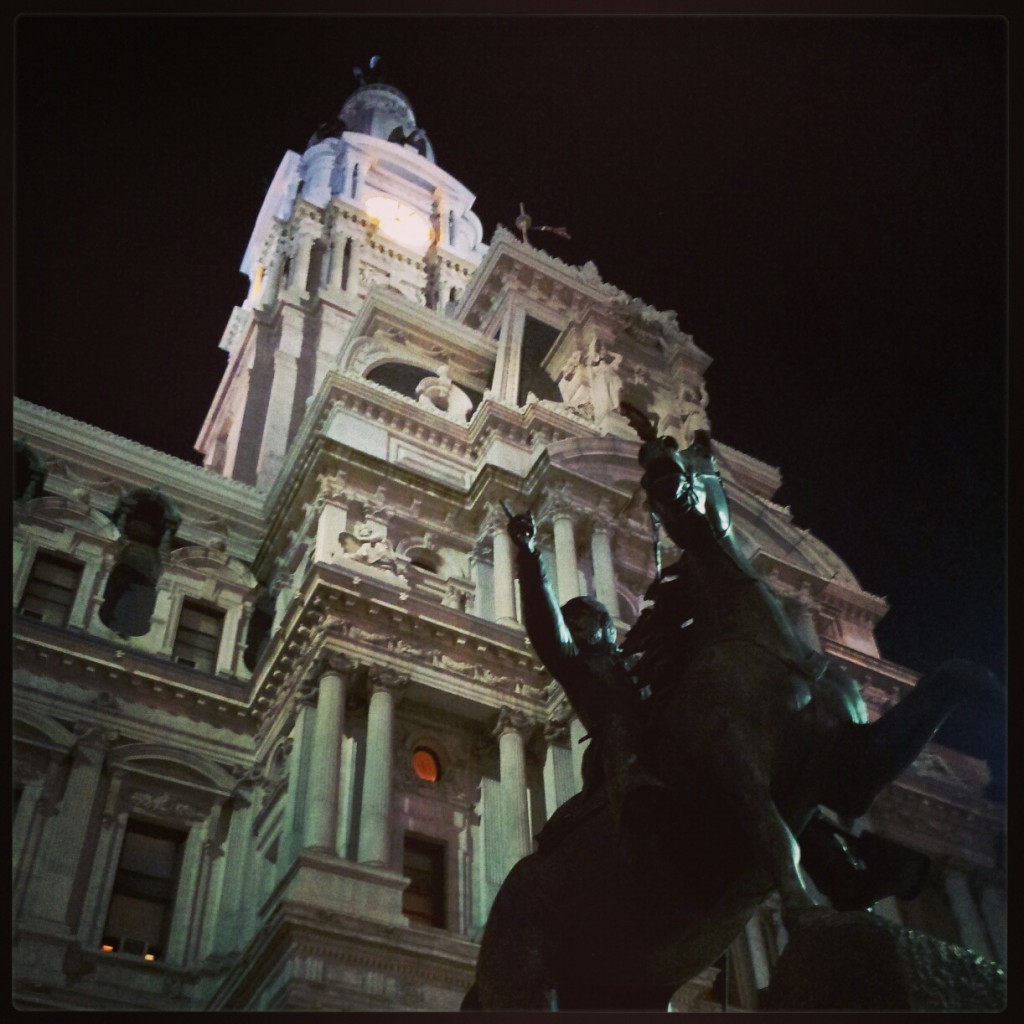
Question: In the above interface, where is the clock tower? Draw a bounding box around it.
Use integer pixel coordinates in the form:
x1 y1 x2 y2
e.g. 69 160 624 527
197 80 488 487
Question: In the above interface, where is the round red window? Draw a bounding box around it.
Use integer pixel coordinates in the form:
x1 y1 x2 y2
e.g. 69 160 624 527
412 747 441 782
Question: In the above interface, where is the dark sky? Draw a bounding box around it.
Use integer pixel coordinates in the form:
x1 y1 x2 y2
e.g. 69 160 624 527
14 15 1006 788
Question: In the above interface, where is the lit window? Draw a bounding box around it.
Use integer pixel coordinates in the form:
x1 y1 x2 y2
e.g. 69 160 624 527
402 835 446 928
18 552 82 626
173 600 224 672
412 747 441 783
101 818 186 960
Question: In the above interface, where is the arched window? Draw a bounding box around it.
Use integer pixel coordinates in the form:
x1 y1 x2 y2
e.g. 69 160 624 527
341 238 353 290
408 548 442 574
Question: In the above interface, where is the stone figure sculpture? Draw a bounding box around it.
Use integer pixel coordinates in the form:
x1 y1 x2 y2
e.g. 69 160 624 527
416 363 474 423
461 405 1002 1012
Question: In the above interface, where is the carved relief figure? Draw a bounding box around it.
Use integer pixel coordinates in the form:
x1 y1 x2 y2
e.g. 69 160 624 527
338 519 400 573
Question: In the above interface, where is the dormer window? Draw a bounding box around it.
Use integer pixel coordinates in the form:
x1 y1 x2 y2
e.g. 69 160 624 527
19 552 82 627
172 600 224 672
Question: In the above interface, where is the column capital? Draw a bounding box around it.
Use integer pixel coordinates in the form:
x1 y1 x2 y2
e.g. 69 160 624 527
586 506 620 536
71 724 118 756
493 706 534 740
481 501 512 536
543 717 571 746
316 651 358 680
536 491 576 525
366 666 409 699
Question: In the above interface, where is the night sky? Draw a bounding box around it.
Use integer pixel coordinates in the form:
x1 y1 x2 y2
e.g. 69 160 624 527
14 15 1006 793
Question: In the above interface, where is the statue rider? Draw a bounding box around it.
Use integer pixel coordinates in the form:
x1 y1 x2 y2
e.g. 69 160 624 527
507 510 670 857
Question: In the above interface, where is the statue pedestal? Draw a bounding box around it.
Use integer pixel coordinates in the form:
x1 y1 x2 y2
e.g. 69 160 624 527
763 910 1005 1012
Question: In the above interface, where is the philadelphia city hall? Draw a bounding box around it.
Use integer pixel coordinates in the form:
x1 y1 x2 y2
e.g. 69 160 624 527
13 76 1006 1011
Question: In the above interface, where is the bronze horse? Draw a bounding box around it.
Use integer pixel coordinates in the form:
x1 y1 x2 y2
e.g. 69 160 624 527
462 417 1000 1011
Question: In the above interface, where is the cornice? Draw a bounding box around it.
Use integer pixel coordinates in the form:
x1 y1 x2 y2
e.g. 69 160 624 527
14 400 266 546
14 619 256 738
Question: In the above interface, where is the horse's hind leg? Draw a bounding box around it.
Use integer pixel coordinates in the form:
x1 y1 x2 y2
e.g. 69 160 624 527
822 659 1002 819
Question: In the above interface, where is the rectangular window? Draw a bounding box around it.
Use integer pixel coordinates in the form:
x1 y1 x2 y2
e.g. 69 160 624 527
18 551 83 626
101 818 187 960
402 834 446 928
172 600 224 672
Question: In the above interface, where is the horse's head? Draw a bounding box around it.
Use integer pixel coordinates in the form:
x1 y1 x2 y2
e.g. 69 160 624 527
638 430 732 542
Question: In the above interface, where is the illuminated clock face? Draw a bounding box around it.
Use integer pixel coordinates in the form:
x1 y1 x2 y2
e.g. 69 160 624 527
365 195 432 251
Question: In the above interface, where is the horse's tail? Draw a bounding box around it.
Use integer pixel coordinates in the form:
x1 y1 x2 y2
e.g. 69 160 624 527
460 982 482 1010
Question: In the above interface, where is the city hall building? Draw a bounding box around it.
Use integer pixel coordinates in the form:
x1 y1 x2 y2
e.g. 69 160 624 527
12 80 1006 1011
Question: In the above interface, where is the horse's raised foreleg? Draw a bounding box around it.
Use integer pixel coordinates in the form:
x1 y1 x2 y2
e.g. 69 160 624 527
822 659 1002 819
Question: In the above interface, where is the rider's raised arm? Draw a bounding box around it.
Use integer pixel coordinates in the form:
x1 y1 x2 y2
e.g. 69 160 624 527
507 513 579 677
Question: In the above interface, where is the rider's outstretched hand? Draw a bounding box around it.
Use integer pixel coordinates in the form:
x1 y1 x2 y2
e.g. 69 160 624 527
508 512 537 554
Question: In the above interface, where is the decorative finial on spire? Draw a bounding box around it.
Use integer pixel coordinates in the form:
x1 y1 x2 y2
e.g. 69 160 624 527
514 202 571 246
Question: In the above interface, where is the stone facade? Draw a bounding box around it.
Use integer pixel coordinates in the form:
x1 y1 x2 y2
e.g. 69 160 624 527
12 82 1005 1011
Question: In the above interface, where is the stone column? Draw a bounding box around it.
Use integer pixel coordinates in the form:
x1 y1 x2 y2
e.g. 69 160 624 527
213 776 259 956
165 814 210 966
357 668 407 867
589 516 620 619
283 223 316 301
542 718 577 816
76 769 126 946
467 551 482 616
494 707 533 878
548 501 580 603
488 508 518 627
491 303 525 405
185 805 225 964
68 555 102 630
216 602 245 676
304 659 352 854
12 769 43 878
24 728 111 930
258 235 286 310
943 863 992 957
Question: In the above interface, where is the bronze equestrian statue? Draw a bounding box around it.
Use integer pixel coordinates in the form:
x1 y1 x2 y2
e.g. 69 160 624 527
462 411 1000 1011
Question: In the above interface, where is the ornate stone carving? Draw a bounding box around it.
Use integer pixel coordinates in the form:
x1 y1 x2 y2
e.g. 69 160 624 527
416 363 474 423
543 718 571 745
128 790 206 825
337 518 402 575
493 706 533 739
366 666 409 699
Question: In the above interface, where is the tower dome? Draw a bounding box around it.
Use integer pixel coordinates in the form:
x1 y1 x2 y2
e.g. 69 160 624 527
338 83 435 162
